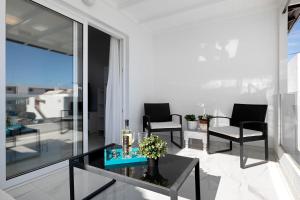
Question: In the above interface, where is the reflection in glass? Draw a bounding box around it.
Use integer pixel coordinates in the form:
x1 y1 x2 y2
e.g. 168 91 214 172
142 159 168 187
5 0 83 178
282 10 300 165
280 94 298 163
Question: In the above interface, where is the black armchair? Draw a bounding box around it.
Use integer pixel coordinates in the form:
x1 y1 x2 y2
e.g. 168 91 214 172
207 104 268 169
143 103 183 148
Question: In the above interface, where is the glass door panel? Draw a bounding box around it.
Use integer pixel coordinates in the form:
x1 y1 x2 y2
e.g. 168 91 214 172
281 93 298 160
5 0 83 178
281 5 300 164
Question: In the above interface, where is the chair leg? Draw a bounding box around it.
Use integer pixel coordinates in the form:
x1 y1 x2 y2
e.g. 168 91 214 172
240 142 244 169
170 130 183 149
60 120 63 134
180 130 183 148
265 137 269 161
240 139 269 169
207 132 210 154
229 141 232 150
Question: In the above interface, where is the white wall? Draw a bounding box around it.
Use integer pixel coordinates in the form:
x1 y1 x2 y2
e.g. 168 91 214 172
153 7 278 147
57 0 155 132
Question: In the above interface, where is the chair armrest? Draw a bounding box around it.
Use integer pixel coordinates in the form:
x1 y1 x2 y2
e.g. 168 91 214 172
143 115 151 129
170 114 182 125
143 115 151 121
240 121 267 126
239 121 268 138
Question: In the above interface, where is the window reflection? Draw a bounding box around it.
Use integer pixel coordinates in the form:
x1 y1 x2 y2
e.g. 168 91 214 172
281 5 300 164
5 0 83 178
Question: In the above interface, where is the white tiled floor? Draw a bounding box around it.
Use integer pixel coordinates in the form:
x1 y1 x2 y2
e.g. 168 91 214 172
5 136 295 200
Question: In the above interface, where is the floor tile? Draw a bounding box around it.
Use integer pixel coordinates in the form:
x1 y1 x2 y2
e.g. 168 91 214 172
6 136 294 200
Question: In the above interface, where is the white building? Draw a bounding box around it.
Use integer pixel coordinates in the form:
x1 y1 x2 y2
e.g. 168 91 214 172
26 90 73 120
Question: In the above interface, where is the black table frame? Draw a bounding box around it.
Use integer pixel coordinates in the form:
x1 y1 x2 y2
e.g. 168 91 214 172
69 144 200 200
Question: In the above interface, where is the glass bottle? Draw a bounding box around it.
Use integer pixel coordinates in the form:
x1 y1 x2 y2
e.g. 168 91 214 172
122 119 133 157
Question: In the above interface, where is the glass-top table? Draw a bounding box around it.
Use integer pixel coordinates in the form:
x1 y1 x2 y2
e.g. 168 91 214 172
69 144 200 200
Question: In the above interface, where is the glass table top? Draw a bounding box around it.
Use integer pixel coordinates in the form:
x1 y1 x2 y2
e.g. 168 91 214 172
75 144 195 188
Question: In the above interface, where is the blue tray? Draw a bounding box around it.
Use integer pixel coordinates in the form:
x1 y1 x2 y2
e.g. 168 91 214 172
104 147 147 166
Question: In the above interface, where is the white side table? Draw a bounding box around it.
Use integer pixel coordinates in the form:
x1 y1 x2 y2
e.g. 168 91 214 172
184 129 207 152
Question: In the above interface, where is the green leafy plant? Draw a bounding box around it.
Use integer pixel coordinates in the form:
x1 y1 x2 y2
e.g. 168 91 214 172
198 114 212 121
184 114 196 121
139 135 167 160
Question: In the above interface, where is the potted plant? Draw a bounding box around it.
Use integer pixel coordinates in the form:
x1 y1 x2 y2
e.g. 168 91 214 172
198 114 212 131
139 135 167 176
185 114 198 130
139 135 168 185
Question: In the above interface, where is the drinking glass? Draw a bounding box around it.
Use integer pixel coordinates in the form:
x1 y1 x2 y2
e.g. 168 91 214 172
138 132 148 143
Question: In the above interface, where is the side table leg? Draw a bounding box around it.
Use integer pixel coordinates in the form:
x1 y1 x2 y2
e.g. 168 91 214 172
203 135 207 153
185 138 189 149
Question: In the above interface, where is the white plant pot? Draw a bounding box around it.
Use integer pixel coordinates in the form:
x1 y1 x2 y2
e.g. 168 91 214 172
187 121 198 130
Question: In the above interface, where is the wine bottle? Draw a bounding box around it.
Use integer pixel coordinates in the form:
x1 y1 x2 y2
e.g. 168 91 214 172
121 119 133 157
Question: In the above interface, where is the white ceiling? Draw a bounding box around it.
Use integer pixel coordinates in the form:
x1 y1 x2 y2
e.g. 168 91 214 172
5 0 278 50
6 0 74 55
102 0 278 33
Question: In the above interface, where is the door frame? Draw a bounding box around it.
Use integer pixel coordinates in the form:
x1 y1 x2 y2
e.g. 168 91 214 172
86 22 128 151
83 15 129 155
277 1 300 199
0 0 129 189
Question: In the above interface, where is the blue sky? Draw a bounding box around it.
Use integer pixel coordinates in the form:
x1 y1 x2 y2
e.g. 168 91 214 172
288 20 300 61
6 41 73 88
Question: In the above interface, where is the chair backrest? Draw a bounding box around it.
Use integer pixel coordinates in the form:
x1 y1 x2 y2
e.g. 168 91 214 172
230 103 267 131
144 103 171 122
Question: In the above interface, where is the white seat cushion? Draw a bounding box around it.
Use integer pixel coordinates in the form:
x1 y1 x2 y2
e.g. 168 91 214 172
150 121 181 129
209 126 262 138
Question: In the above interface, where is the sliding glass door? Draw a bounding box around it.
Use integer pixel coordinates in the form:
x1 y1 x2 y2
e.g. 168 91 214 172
5 0 83 178
280 4 300 165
